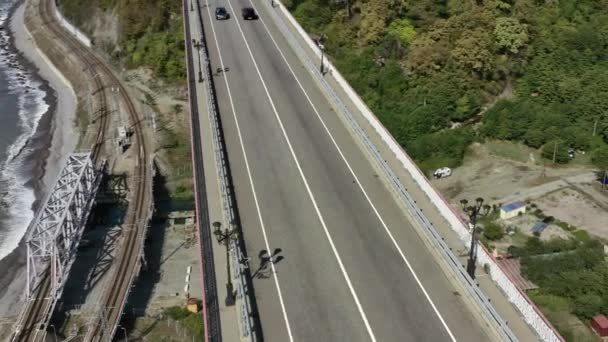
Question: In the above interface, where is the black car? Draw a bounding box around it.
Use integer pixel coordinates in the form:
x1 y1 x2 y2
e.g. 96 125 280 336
215 7 229 20
241 7 257 20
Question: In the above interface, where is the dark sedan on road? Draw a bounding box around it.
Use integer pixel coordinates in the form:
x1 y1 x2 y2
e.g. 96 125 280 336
241 7 257 20
215 7 230 20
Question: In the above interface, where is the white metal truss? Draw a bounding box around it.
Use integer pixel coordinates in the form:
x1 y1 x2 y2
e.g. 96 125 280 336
26 152 102 300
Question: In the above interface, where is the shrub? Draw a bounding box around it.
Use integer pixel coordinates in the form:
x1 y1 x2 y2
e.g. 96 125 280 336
483 222 504 241
572 230 591 242
164 306 189 321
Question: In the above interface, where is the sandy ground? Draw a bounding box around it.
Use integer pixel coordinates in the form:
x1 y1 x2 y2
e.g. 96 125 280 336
11 3 77 189
432 142 592 204
433 142 608 240
536 188 608 240
0 2 78 322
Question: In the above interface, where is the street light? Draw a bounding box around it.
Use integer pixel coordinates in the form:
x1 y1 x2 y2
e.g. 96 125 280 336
48 324 57 342
318 34 327 75
213 221 238 306
319 43 325 74
120 326 128 342
460 197 484 280
193 40 204 83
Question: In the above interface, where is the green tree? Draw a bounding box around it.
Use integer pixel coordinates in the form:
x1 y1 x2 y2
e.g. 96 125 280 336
494 17 529 54
359 0 389 45
524 128 546 148
387 19 416 48
541 141 570 164
573 294 603 320
451 29 494 75
591 145 608 170
483 222 504 241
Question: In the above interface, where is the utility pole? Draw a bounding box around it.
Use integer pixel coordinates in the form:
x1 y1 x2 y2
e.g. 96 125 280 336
49 324 58 342
552 141 558 164
213 221 237 306
120 326 128 342
593 119 598 136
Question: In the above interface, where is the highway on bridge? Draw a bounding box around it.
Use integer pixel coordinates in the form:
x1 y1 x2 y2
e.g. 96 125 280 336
191 0 492 340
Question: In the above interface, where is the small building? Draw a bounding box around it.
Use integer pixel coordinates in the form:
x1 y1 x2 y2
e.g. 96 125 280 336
500 201 526 220
591 315 608 337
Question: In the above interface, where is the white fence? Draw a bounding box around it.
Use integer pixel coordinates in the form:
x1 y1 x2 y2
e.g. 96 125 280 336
53 1 92 48
264 1 563 341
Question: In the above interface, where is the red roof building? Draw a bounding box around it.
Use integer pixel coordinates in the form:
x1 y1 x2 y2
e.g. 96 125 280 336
591 315 608 337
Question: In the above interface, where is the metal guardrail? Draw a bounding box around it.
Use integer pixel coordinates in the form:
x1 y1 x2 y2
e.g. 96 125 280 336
183 1 221 340
193 0 257 340
259 2 518 341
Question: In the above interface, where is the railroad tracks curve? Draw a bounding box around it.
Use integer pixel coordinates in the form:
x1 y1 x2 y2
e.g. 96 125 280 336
12 0 151 340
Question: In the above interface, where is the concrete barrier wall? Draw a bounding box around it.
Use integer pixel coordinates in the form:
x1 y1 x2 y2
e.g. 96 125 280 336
269 2 562 341
53 1 91 48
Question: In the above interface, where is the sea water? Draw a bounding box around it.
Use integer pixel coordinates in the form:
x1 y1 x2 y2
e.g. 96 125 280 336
0 0 50 260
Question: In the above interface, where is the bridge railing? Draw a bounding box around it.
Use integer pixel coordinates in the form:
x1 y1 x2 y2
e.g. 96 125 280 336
192 0 257 340
258 1 563 341
13 153 103 340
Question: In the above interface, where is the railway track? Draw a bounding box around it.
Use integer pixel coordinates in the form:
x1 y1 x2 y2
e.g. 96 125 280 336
12 0 151 340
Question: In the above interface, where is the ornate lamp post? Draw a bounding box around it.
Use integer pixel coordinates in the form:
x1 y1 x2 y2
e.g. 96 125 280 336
213 221 238 306
460 197 484 279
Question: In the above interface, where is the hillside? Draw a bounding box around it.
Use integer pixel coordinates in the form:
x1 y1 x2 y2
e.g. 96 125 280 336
57 0 193 201
289 0 608 172
58 0 186 82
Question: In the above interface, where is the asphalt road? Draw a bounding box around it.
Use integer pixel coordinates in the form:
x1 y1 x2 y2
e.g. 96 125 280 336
194 0 492 341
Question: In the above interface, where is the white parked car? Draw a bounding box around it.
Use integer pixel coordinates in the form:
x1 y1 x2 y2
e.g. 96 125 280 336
433 167 452 179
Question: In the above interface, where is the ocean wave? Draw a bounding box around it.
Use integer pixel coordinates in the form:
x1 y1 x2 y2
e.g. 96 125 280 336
0 0 51 260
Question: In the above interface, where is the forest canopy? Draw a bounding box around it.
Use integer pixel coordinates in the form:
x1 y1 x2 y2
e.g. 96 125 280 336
290 0 608 172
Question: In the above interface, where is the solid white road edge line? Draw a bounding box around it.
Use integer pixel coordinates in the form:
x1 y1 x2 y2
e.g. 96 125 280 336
202 2 295 341
245 2 458 341
223 1 377 341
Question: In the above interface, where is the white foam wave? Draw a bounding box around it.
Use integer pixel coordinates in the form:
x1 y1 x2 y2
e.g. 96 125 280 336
0 0 51 260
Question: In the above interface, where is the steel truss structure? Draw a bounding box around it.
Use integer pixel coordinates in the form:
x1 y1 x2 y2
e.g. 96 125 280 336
26 152 103 299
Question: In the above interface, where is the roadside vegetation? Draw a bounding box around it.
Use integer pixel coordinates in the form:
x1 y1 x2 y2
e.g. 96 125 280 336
471 202 606 341
164 306 204 339
288 0 608 173
512 237 607 341
59 0 186 82
59 0 193 201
